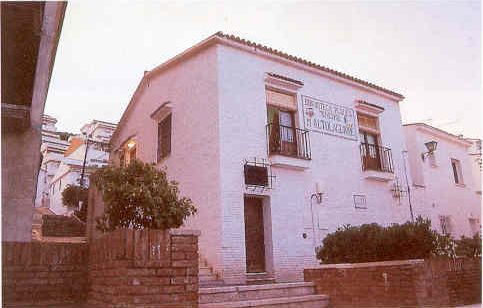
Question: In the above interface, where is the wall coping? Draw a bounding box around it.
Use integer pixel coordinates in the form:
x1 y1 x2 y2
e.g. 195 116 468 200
169 229 201 236
308 259 425 269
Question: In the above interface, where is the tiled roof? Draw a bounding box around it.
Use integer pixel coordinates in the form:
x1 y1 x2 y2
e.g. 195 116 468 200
215 32 404 100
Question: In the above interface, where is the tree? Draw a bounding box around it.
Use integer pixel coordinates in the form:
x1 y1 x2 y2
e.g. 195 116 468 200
62 184 88 221
91 160 197 232
455 234 482 258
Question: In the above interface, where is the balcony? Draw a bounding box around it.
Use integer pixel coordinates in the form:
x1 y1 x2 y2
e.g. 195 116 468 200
360 143 394 181
266 123 311 169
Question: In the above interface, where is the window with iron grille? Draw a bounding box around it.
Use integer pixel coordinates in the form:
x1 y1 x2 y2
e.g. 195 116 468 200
244 165 269 187
158 114 172 162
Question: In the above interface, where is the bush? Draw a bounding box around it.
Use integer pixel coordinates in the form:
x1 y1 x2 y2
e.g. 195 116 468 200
455 234 481 258
91 160 197 232
316 216 454 264
62 184 88 222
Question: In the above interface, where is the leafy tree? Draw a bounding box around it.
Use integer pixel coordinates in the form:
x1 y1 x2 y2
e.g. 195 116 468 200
316 216 455 264
91 160 197 232
62 184 88 222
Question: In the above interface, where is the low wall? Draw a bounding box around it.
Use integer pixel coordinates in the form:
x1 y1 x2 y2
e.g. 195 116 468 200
304 258 482 307
2 242 88 306
87 228 200 308
42 214 86 237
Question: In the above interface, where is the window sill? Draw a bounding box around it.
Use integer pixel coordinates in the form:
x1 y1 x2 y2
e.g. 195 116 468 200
363 170 394 182
269 154 310 170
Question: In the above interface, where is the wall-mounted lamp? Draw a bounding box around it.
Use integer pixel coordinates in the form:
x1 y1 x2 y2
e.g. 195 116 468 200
421 140 438 161
311 182 323 204
127 140 136 149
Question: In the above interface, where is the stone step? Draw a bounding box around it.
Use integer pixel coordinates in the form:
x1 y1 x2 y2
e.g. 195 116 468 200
199 282 317 304
199 294 329 308
199 267 212 276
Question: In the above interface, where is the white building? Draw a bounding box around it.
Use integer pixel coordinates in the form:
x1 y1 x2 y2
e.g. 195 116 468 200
36 118 116 215
35 115 71 209
404 123 481 238
110 32 414 284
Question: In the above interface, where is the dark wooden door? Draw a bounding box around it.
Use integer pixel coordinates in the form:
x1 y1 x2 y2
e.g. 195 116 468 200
244 197 266 273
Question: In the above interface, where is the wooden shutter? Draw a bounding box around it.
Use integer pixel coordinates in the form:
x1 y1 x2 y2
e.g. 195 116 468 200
158 114 171 161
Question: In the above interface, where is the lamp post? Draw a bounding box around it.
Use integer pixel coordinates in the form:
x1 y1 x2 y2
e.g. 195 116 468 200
79 133 92 188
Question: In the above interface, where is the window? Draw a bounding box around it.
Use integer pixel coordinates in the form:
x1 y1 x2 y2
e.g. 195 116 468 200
244 165 269 187
451 159 464 184
119 139 137 166
266 89 303 157
353 194 367 209
358 113 392 172
157 114 172 161
439 215 452 235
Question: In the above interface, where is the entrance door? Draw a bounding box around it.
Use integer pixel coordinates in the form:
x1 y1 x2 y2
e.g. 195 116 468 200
244 197 266 273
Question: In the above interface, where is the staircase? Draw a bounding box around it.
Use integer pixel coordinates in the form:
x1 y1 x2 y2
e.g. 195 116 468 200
199 281 329 308
199 257 224 287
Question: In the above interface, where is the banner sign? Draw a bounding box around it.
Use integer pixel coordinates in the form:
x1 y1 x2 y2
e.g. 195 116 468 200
302 95 357 140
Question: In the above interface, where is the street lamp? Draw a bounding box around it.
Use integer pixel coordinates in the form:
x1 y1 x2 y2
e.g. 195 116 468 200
421 140 438 161
79 132 92 187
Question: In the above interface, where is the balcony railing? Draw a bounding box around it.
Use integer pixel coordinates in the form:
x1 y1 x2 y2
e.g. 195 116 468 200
266 123 311 160
360 143 393 173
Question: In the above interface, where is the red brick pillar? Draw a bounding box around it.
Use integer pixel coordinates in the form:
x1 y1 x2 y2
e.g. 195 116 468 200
87 229 200 308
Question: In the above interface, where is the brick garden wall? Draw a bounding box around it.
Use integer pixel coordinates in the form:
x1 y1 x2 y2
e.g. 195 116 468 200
87 228 200 308
304 258 482 307
2 242 88 306
42 215 86 237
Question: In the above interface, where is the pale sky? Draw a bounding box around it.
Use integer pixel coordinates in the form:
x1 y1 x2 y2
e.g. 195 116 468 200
45 0 481 138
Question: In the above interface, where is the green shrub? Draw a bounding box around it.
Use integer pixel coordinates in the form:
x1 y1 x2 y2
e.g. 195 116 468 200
316 216 455 264
455 234 481 258
91 160 197 232
62 184 88 222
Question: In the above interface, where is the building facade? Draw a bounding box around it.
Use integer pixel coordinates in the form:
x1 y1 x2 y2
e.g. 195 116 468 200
110 33 414 284
36 119 116 215
404 123 481 238
1 2 66 242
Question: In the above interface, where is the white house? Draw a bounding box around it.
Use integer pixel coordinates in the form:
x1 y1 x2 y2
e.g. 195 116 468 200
110 32 415 284
404 123 481 238
35 115 71 209
37 119 116 215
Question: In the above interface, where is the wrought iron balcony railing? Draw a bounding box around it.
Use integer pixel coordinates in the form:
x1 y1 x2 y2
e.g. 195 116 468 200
360 142 394 173
266 123 311 160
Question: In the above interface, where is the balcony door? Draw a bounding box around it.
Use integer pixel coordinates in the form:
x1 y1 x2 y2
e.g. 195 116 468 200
267 106 297 156
360 131 381 171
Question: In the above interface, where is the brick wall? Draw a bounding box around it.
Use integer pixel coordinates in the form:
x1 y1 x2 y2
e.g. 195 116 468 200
304 258 482 307
42 215 86 237
2 242 88 306
87 228 200 308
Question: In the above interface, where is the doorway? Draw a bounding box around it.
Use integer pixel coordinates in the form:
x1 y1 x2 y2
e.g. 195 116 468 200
244 196 266 273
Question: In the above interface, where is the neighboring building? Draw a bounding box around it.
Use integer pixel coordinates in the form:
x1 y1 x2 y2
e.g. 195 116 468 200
110 32 412 284
465 138 482 195
46 120 116 215
35 115 71 209
1 2 67 242
404 123 482 238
